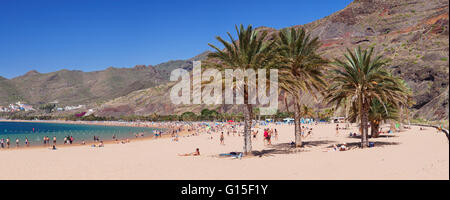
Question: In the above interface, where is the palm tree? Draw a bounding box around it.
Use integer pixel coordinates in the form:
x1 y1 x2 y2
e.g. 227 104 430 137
349 99 399 138
397 79 414 130
207 24 277 154
325 46 409 148
300 105 315 118
276 27 328 147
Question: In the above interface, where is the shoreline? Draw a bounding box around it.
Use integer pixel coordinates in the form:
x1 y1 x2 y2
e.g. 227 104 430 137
0 119 186 151
0 128 193 151
0 119 165 129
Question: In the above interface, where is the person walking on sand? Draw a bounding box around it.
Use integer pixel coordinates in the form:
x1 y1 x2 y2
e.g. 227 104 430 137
220 132 224 145
274 129 278 141
6 138 10 148
263 129 269 145
335 124 340 136
1 138 4 149
268 129 272 145
53 136 57 145
15 138 19 148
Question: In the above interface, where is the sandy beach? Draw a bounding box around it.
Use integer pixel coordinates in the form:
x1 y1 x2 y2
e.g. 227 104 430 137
0 122 448 180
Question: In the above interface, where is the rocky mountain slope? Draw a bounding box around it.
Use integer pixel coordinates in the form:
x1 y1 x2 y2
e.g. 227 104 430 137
97 0 449 120
0 52 210 107
0 76 22 104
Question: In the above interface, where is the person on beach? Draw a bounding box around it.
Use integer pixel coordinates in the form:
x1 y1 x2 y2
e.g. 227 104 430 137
178 148 200 156
15 138 19 147
274 129 278 141
6 138 10 148
63 137 67 144
25 137 29 147
220 132 224 145
1 138 4 148
70 136 74 144
81 140 86 145
53 136 57 145
331 144 339 151
339 143 348 151
335 124 340 136
173 134 179 142
305 130 312 138
437 125 442 133
263 129 271 145
268 129 273 145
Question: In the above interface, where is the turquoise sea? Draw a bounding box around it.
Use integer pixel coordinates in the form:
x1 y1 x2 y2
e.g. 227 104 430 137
0 121 161 146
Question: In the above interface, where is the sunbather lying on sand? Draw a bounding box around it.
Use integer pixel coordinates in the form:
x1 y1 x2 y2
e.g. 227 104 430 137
327 143 352 152
339 143 348 151
178 148 200 156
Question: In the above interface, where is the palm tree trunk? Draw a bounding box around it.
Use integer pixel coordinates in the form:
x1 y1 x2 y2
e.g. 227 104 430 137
399 106 404 131
242 87 253 154
361 103 369 148
293 96 302 147
284 92 290 113
371 121 380 138
243 103 253 154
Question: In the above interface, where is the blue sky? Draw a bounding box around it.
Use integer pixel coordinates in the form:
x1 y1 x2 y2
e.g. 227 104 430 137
0 0 352 79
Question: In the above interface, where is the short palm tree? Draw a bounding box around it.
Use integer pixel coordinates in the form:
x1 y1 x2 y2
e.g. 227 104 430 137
300 105 315 119
276 27 328 147
207 24 277 154
349 99 399 138
325 46 409 148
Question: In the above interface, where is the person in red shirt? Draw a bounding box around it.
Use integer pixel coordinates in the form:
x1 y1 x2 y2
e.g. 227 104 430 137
264 129 270 145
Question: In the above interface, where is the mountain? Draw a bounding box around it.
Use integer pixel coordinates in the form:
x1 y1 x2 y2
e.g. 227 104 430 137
0 76 23 104
97 0 449 120
297 0 449 120
1 51 211 107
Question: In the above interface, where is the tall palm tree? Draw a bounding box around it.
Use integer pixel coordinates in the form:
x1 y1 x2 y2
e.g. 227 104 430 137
325 46 409 148
207 24 277 154
276 27 328 147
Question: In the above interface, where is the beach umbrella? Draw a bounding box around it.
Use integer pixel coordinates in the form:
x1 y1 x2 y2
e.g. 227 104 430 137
227 120 234 123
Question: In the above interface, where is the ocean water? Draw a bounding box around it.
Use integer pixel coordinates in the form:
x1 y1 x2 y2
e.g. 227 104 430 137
0 121 161 146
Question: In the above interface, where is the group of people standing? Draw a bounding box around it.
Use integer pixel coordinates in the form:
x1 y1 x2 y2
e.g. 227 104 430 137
42 136 57 146
63 135 75 144
1 137 31 148
0 135 75 149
